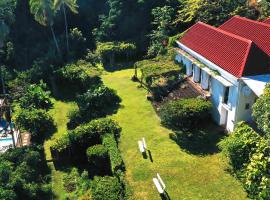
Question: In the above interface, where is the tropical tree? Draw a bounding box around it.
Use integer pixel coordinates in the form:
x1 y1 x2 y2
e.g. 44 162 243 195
259 0 270 19
29 0 61 57
54 0 78 53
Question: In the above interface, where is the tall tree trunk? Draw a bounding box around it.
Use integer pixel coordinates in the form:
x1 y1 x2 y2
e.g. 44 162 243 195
63 4 69 54
50 25 61 58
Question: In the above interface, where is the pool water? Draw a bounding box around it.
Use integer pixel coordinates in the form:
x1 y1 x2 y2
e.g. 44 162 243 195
0 138 13 141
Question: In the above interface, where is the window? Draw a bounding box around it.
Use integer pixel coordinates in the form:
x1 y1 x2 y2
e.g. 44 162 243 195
245 103 250 110
223 87 230 104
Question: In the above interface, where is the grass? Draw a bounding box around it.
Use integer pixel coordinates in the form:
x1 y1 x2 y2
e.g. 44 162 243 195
102 69 247 200
44 99 77 199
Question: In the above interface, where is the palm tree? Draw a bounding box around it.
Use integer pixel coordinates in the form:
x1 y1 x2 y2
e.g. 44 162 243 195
29 0 61 57
54 0 78 53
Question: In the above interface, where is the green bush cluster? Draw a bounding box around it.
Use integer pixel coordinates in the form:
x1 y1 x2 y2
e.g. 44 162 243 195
86 145 109 168
91 176 123 200
75 84 121 124
252 83 270 138
63 168 91 198
218 122 262 170
18 81 53 110
96 42 136 65
102 134 125 176
244 139 270 199
51 118 121 161
219 122 270 199
66 79 121 129
56 60 102 92
16 108 55 143
160 98 212 130
0 145 52 200
134 50 182 100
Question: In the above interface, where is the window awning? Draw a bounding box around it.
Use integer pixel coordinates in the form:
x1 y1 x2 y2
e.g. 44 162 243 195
242 75 270 96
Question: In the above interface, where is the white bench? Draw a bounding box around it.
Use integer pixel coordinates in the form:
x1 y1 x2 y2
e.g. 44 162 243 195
138 141 145 153
153 173 166 194
138 137 147 153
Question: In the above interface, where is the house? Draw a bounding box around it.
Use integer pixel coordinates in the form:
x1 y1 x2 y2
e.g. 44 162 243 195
175 16 270 132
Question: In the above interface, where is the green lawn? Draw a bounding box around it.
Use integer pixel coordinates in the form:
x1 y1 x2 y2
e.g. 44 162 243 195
44 100 77 200
102 69 247 200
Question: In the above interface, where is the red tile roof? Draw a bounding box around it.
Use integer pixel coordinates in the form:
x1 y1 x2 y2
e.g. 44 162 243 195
219 16 270 57
263 18 270 24
179 22 270 78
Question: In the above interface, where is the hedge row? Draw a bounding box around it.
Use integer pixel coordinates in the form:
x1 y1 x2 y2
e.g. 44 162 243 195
50 118 121 162
102 134 125 176
160 98 212 130
219 122 270 199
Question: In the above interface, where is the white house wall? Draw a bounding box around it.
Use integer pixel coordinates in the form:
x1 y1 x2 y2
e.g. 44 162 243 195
175 44 241 131
235 81 257 123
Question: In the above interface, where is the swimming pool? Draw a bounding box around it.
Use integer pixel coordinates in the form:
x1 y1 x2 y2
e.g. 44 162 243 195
0 138 13 141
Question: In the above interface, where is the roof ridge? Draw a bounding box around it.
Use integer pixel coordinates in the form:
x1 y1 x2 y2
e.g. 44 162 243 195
221 15 270 29
197 22 252 44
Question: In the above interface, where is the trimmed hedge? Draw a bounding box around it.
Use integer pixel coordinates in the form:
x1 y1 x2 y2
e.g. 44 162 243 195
86 145 109 166
160 98 212 130
51 118 121 162
91 176 123 200
102 134 125 176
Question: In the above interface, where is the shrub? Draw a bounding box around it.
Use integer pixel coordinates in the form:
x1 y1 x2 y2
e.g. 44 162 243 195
51 118 121 161
18 81 53 110
252 83 270 138
67 107 83 130
91 176 123 200
69 28 87 59
102 134 125 176
218 122 262 170
96 42 136 65
16 108 55 143
160 98 212 130
86 145 109 169
76 84 121 122
0 145 52 199
56 60 102 92
244 139 270 199
63 168 91 198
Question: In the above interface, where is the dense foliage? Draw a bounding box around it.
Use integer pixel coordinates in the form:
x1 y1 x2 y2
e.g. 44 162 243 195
102 134 125 176
18 82 52 110
91 176 123 200
0 145 51 200
96 42 136 65
252 83 270 138
244 139 270 199
160 98 212 130
62 168 91 198
134 50 182 100
16 108 55 143
148 6 174 57
67 82 121 129
86 144 110 173
56 60 102 92
218 122 262 170
51 118 121 161
219 122 270 199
